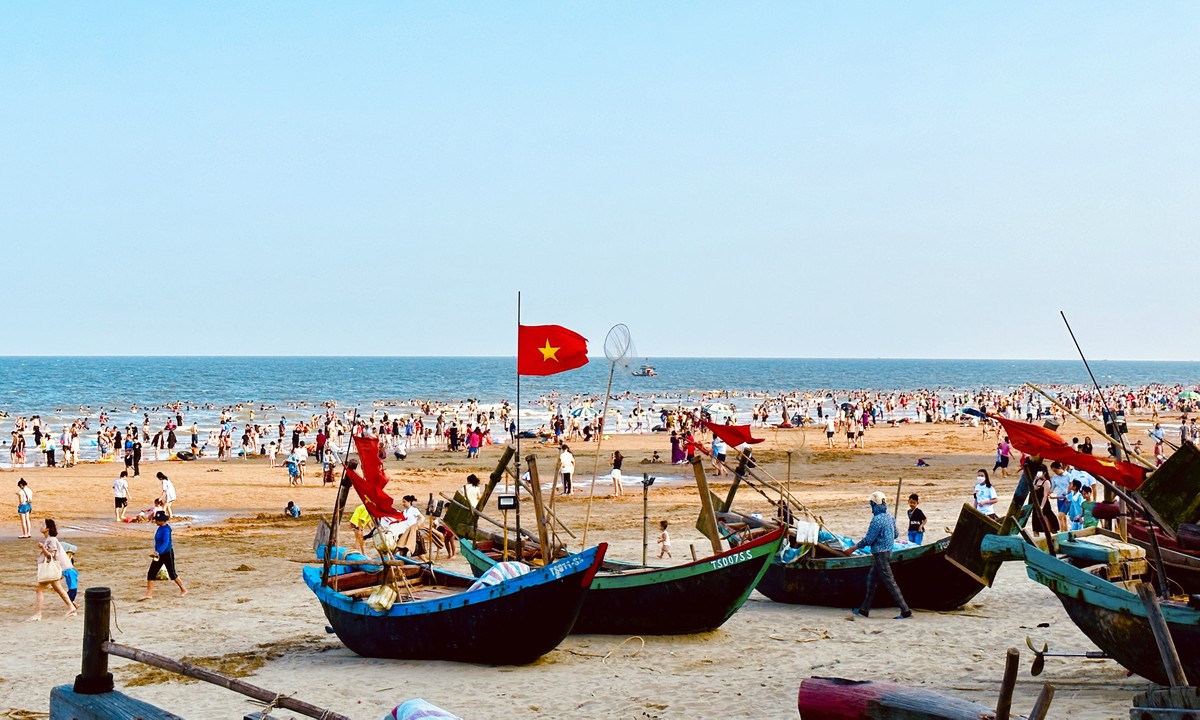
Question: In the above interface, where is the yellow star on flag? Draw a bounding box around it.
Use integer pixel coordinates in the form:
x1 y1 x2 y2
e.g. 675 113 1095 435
539 340 560 362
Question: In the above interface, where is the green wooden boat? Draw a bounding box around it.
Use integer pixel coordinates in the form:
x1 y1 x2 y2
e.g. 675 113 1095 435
460 526 785 635
981 534 1200 685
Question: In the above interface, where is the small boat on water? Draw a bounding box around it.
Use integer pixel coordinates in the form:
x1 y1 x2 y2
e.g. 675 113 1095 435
460 526 785 635
303 543 606 664
632 364 657 377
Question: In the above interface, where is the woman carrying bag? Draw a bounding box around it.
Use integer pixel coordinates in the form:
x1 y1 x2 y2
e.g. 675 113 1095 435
31 518 77 620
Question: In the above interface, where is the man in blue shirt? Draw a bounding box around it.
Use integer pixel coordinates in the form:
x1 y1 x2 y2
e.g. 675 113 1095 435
849 491 913 620
142 511 187 600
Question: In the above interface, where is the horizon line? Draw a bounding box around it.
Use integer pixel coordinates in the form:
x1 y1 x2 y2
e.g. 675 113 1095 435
1 355 1197 363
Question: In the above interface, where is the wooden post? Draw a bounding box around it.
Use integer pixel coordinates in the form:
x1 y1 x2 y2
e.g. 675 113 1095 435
73 587 114 695
642 473 650 566
692 458 723 555
526 455 550 564
721 453 748 513
689 544 697 562
323 472 353 587
1136 582 1190 687
893 477 903 525
995 647 1020 720
1028 684 1055 720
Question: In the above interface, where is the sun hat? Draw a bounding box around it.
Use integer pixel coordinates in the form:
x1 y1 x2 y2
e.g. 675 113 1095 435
868 491 887 505
154 511 169 522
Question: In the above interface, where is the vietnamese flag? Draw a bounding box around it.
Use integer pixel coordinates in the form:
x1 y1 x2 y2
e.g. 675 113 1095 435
517 324 589 376
993 416 1147 490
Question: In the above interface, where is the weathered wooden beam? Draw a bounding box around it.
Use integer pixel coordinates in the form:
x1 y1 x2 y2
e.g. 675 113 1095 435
1137 582 1190 687
102 641 351 720
51 685 184 720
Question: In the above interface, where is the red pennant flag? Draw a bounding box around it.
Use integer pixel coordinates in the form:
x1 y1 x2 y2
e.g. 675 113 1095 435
704 422 765 448
518 324 589 376
346 435 402 520
353 436 389 488
345 468 403 520
993 416 1147 490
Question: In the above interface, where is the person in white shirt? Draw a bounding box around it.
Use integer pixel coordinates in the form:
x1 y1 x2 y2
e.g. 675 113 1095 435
113 471 130 522
384 495 425 556
559 445 575 495
973 470 999 519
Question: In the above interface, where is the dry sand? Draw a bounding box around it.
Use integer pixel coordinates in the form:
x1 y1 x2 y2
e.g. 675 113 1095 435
0 420 1148 718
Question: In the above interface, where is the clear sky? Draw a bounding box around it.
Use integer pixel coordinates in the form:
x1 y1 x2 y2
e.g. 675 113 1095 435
3 4 1198 359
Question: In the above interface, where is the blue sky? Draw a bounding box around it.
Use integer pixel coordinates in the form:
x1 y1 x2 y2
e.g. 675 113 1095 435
3 3 1198 359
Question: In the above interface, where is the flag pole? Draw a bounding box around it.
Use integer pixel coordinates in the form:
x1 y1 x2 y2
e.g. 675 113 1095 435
508 291 520 560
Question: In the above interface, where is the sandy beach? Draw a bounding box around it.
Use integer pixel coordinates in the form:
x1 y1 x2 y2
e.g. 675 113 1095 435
0 419 1149 719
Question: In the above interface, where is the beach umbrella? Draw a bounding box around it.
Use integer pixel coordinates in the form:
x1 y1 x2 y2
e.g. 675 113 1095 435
569 406 598 418
702 402 733 415
1178 391 1200 402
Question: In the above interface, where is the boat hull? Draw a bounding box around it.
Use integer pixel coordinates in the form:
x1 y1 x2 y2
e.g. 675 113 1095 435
304 545 604 664
798 677 998 720
461 528 784 635
755 538 986 611
983 534 1200 684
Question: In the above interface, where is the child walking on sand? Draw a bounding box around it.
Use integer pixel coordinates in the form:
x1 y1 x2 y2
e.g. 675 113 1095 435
657 520 671 559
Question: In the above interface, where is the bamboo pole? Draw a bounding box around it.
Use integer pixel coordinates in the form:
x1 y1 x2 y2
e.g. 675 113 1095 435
321 411 358 587
1136 583 1190 687
526 455 550 563
103 641 351 720
1025 383 1155 468
501 463 576 537
439 493 535 541
583 365 617 549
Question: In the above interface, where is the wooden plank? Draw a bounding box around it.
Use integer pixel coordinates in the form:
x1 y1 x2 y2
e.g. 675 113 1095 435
692 458 723 555
1137 443 1200 529
51 685 185 720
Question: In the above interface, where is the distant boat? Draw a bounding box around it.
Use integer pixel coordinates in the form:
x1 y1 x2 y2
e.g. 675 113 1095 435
632 364 657 377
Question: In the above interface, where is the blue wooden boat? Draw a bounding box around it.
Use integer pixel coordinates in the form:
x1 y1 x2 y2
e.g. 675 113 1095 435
303 543 606 664
459 527 785 635
981 534 1200 685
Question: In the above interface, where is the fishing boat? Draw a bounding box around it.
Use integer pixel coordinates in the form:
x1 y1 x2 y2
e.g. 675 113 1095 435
303 543 606 664
981 533 1200 685
459 527 785 635
632 364 657 377
725 504 1002 610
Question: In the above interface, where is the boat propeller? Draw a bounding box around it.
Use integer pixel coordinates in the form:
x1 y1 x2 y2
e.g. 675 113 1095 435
1025 637 1108 675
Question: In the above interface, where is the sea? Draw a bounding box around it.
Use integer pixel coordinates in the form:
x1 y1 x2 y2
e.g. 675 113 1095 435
3 356 1199 466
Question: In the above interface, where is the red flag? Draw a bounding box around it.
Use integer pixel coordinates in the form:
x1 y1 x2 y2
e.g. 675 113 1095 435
994 416 1146 490
704 422 765 448
345 467 402 520
353 436 389 488
347 435 402 519
517 324 589 376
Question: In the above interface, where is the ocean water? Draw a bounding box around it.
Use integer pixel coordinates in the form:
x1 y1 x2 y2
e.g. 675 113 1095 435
3 356 1200 415
3 356 1199 466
